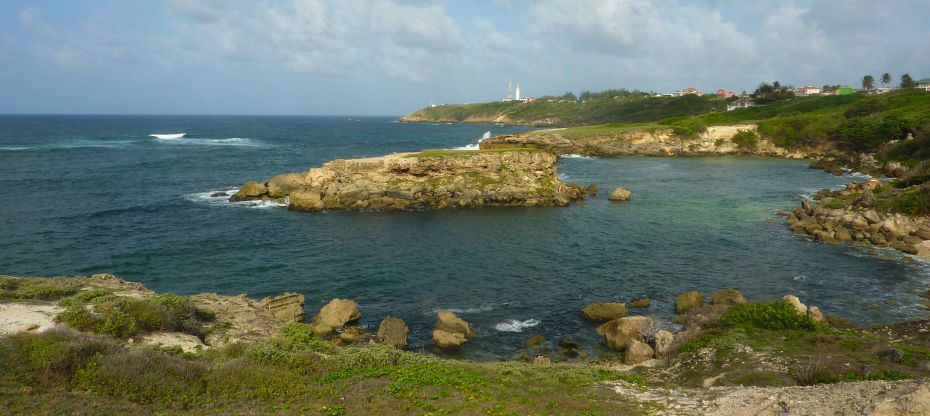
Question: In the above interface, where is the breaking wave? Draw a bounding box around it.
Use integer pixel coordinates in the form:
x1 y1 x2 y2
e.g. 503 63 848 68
187 188 287 208
149 133 186 140
493 318 540 332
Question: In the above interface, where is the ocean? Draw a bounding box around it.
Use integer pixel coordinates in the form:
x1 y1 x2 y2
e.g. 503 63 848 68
1 115 927 358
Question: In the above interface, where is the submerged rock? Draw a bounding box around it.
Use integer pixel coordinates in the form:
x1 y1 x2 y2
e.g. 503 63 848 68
581 302 629 321
675 291 704 314
312 299 361 337
523 334 546 349
709 288 746 305
376 316 409 350
608 186 632 201
630 297 651 308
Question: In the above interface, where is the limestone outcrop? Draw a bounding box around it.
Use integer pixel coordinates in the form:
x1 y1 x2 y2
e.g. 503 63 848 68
480 125 808 158
230 150 585 212
609 186 631 201
258 292 305 323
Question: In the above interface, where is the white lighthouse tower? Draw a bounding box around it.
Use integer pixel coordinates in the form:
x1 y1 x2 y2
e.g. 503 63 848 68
515 84 521 101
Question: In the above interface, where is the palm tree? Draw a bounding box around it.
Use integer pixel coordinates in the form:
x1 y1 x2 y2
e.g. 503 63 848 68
862 75 875 91
881 73 892 88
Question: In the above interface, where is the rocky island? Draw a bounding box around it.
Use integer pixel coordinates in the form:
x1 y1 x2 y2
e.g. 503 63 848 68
229 148 585 211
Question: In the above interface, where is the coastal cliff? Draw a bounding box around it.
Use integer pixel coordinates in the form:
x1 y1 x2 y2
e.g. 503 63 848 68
480 124 814 157
230 149 584 211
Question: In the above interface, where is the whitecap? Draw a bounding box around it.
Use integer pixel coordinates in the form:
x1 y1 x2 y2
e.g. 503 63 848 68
439 305 496 314
493 319 540 332
149 133 186 140
157 137 260 147
0 146 29 151
187 188 287 208
561 154 595 159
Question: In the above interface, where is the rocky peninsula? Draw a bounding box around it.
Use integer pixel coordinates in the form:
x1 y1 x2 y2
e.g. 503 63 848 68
229 148 585 211
479 124 813 158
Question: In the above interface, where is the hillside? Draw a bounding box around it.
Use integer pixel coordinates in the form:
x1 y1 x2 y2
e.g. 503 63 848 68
400 94 725 127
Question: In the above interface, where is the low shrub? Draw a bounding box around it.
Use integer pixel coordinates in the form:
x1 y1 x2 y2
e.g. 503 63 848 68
731 130 760 150
719 301 819 331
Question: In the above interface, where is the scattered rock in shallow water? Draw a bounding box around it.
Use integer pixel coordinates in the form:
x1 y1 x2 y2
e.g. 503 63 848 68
433 310 474 349
559 338 582 358
709 288 746 306
581 302 629 321
312 299 361 337
584 184 598 197
624 339 655 364
523 334 546 349
675 291 703 314
229 181 267 202
211 191 228 197
783 295 808 315
608 186 631 201
630 297 651 308
376 316 409 350
597 316 652 350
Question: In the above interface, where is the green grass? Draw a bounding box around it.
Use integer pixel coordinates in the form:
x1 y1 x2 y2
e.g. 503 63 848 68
55 292 215 339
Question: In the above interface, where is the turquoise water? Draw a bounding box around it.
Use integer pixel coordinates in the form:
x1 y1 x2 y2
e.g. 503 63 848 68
1 115 928 358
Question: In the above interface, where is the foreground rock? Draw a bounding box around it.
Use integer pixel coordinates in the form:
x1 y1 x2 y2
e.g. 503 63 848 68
596 315 653 350
258 292 305 323
675 290 704 314
230 150 584 211
581 302 629 321
311 299 361 337
432 310 475 349
376 317 409 350
787 179 930 257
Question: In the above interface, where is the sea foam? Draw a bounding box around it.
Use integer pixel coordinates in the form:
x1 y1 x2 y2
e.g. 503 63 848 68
150 133 186 140
493 318 540 332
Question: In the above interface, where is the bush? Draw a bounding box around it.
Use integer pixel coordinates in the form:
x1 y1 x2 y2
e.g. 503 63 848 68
15 283 80 300
719 301 819 331
731 130 760 150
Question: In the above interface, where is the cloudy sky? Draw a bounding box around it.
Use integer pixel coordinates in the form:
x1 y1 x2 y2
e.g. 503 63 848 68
1 0 928 115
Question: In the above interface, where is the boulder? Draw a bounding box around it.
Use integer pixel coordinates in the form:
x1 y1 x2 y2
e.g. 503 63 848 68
311 299 361 337
596 316 652 350
433 310 474 349
915 227 930 240
892 240 919 255
630 298 651 308
608 186 632 201
288 189 324 212
807 306 826 324
783 295 808 315
863 210 881 224
624 339 655 364
432 329 467 349
653 330 674 357
229 181 267 202
338 326 364 343
266 173 304 198
675 290 703 314
210 191 228 197
581 302 629 321
523 334 546 349
376 316 409 350
709 288 746 305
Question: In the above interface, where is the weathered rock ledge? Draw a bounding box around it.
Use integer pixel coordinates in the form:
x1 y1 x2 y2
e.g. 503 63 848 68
480 124 812 158
787 179 930 257
230 149 584 211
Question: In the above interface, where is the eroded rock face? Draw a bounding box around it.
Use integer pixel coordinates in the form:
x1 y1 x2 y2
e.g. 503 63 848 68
232 150 584 212
258 292 305 323
376 317 409 350
312 299 361 337
433 310 474 349
675 291 704 314
609 186 632 201
581 302 629 321
784 295 808 314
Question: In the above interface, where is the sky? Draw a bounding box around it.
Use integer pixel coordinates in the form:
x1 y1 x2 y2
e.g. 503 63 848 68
1 0 928 115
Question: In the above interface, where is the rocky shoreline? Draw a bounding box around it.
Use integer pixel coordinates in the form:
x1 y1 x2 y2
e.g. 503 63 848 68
228 149 586 212
479 124 813 158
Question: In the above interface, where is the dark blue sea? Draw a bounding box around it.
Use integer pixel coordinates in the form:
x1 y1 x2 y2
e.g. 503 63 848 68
1 115 927 358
